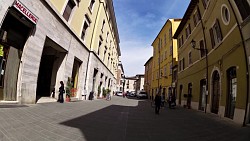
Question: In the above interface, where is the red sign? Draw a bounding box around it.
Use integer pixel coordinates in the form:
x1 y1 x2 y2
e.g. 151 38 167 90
13 0 39 24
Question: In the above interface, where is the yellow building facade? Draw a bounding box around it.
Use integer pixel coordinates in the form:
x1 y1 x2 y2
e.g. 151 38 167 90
144 57 153 99
173 0 249 125
151 19 181 101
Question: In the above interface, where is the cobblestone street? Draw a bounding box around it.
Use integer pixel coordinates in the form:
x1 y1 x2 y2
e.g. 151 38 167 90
0 96 250 141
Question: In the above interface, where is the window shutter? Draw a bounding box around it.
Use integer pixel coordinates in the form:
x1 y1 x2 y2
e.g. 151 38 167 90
209 28 215 48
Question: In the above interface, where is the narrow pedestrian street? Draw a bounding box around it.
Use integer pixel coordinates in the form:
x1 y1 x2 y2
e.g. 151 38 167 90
0 97 249 141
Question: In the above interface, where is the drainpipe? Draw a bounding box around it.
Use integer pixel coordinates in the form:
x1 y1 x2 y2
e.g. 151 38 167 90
228 0 250 126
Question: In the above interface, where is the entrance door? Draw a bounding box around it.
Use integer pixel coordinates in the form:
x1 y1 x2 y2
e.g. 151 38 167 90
211 71 220 114
199 79 206 111
225 67 237 119
179 85 182 105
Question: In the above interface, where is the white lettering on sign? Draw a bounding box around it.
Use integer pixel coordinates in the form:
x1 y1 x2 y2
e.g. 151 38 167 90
13 0 39 24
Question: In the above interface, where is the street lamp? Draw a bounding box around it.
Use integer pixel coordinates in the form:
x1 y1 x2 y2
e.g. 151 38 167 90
191 39 209 113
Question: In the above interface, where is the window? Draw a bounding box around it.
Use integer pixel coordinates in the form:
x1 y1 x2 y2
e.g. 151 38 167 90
164 34 167 45
221 4 230 25
179 58 185 71
165 50 167 59
209 19 223 48
63 0 76 21
199 40 206 58
193 10 201 26
106 32 109 43
202 0 209 9
164 66 167 76
89 0 95 11
234 0 250 21
81 15 91 41
188 52 192 65
97 36 103 55
103 46 107 61
170 63 172 75
185 24 191 39
101 20 105 32
170 45 173 55
169 28 172 40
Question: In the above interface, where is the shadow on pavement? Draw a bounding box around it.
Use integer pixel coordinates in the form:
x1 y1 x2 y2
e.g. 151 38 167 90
60 100 250 141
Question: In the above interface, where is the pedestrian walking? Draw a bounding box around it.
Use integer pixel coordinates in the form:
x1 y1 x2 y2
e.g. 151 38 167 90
155 94 161 114
58 81 65 103
168 93 173 108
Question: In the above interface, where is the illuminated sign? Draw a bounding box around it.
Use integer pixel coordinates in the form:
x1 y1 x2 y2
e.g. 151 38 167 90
13 0 39 24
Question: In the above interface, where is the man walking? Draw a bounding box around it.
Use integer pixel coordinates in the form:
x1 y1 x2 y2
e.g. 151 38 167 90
155 94 161 114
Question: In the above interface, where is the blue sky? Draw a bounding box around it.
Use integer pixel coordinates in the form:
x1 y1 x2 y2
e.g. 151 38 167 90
113 0 190 76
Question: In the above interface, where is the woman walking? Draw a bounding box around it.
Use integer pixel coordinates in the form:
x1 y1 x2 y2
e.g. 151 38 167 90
58 81 65 103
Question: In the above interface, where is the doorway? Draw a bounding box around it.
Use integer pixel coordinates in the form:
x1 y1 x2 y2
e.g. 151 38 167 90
211 71 220 114
187 83 192 108
225 67 237 119
71 58 82 97
36 38 66 101
199 79 206 111
0 10 33 101
179 85 182 105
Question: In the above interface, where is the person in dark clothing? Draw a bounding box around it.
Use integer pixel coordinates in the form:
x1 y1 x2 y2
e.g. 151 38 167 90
58 81 65 103
89 91 94 100
155 94 161 114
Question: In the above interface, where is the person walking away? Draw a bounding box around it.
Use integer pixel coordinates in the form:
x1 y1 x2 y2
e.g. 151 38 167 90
155 94 161 114
58 81 65 103
168 93 172 109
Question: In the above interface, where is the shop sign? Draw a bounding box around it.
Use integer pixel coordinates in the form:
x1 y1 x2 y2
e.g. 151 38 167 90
13 0 39 24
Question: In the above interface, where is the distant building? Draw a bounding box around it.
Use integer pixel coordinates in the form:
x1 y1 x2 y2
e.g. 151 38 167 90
144 57 153 99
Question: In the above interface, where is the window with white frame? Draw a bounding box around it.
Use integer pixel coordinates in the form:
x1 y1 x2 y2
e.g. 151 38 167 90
106 32 109 43
103 46 107 61
63 0 76 21
234 0 250 21
81 15 91 41
209 19 223 48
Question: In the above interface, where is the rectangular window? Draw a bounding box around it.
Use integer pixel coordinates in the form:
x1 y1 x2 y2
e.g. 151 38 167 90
164 34 167 45
193 10 201 27
234 0 250 21
97 36 103 55
103 46 107 61
188 52 192 65
170 63 172 75
169 28 172 40
81 15 91 41
182 58 185 70
170 45 173 55
89 0 95 11
210 19 223 48
202 0 209 9
63 0 75 21
199 40 206 58
185 24 191 39
101 20 105 32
